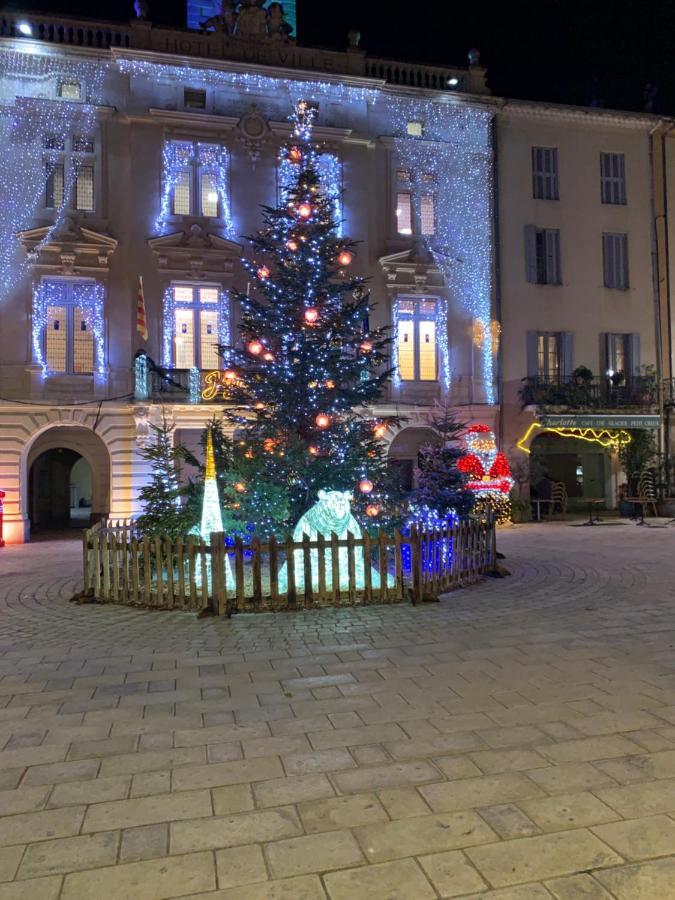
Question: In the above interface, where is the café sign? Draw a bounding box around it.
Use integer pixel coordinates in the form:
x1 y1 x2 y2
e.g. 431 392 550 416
539 414 661 430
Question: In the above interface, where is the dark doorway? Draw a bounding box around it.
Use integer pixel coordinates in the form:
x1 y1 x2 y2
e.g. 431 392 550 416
28 448 94 535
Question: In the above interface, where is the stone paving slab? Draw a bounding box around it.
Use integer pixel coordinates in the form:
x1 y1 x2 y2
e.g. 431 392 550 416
1 524 675 897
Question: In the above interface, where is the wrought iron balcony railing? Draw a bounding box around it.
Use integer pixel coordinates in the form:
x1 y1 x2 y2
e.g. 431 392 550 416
520 375 657 410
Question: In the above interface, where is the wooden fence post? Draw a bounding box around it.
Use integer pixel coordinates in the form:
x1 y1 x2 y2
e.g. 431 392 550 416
210 533 226 615
410 525 422 605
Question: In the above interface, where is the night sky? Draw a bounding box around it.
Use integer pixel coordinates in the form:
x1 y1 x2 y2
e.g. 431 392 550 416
12 0 675 114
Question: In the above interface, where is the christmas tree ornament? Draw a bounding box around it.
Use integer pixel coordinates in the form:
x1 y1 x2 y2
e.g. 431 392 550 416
373 423 387 439
324 379 335 388
223 369 238 381
257 265 270 280
308 445 319 456
360 339 373 353
359 478 374 494
304 307 319 324
365 504 380 517
263 437 276 452
247 340 263 356
297 202 312 218
289 146 302 162
286 239 299 251
234 481 246 493
315 413 330 429
337 250 353 266
263 352 275 362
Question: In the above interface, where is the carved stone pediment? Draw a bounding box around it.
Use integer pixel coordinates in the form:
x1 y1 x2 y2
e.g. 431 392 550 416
19 216 118 274
378 247 444 292
148 224 241 280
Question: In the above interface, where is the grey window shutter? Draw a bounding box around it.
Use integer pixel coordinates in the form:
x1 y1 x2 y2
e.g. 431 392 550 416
620 235 629 289
545 230 560 284
560 332 574 377
603 234 614 287
526 331 539 378
524 225 537 283
627 333 640 375
602 332 612 374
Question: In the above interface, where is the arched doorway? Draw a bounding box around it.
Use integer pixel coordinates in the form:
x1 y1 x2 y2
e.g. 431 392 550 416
29 449 93 532
387 426 441 490
24 425 111 539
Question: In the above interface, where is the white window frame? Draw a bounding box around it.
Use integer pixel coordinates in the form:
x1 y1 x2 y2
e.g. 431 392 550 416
167 283 226 370
395 296 439 383
532 146 559 200
168 141 227 220
536 332 561 381
600 152 627 205
44 133 97 213
36 278 103 376
525 225 562 285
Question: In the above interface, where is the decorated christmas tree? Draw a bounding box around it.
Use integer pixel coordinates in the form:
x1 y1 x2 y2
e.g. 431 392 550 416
135 417 192 538
414 405 475 524
219 100 399 533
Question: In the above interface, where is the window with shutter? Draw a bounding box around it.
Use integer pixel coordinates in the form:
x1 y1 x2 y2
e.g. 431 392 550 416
525 227 561 284
603 233 628 289
535 332 561 380
532 147 559 200
600 153 626 205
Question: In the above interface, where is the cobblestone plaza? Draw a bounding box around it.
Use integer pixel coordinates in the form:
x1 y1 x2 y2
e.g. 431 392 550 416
0 524 674 898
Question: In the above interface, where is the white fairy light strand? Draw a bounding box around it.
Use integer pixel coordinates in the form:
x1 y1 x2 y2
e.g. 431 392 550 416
162 285 231 368
0 46 107 306
388 98 496 403
32 278 105 377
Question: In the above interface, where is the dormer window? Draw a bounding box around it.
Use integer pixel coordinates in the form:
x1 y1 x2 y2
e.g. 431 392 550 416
58 81 81 100
184 88 206 110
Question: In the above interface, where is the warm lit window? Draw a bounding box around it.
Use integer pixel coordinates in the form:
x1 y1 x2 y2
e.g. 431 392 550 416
44 134 96 211
536 332 561 380
41 282 96 375
171 284 222 369
407 121 423 137
167 141 227 218
395 167 436 237
396 298 438 382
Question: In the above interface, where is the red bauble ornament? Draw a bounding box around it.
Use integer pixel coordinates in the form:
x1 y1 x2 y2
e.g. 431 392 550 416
324 379 335 389
337 250 353 267
286 240 299 252
308 445 319 456
253 401 264 409
247 340 263 356
263 438 276 452
223 369 238 381
263 352 275 362
315 413 330 429
234 481 246 493
289 146 302 163
257 265 270 280
365 504 380 517
304 307 319 324
360 340 373 353
297 202 312 219
359 478 374 494
373 422 387 438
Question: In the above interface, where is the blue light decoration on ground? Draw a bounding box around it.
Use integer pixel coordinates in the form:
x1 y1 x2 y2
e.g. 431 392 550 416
400 505 459 575
32 279 105 377
0 48 107 307
390 99 496 404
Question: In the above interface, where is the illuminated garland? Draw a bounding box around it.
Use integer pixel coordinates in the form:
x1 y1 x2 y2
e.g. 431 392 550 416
0 47 107 306
162 286 231 368
134 353 149 400
32 279 105 377
117 58 380 107
517 422 632 453
389 100 495 403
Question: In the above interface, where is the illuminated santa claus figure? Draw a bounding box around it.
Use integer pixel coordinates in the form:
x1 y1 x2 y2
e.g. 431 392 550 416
457 424 514 523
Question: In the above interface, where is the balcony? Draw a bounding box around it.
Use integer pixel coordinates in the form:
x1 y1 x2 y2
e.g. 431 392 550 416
520 375 658 412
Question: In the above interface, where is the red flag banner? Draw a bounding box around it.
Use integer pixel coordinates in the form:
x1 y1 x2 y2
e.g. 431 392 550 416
136 276 148 342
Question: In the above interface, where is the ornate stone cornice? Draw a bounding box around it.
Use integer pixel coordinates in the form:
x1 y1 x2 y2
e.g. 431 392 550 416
148 223 241 279
18 217 117 275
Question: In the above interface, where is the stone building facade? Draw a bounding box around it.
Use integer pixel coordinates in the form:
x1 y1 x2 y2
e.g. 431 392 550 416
0 6 671 541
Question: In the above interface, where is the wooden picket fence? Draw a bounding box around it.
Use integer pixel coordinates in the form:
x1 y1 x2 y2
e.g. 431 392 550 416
82 516 496 614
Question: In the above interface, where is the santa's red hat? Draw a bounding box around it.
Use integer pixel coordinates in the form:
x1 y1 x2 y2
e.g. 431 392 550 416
467 423 492 434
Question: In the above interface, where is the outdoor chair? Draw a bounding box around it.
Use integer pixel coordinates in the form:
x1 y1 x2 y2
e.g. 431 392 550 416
550 481 568 517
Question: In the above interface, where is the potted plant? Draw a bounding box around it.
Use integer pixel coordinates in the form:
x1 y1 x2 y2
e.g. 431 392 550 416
572 365 593 385
610 370 625 387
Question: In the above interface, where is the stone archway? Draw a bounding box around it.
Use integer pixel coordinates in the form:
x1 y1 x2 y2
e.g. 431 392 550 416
23 425 111 538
